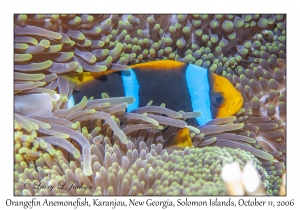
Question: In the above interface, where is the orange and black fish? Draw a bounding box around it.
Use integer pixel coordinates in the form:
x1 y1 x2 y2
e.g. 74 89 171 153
63 60 243 126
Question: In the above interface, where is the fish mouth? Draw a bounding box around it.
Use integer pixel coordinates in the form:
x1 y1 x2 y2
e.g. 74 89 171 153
227 97 243 115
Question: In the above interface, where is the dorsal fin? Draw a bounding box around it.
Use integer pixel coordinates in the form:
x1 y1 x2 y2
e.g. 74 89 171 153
61 60 185 91
130 60 185 71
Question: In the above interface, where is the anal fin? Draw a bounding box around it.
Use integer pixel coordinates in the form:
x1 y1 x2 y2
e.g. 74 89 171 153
164 127 193 149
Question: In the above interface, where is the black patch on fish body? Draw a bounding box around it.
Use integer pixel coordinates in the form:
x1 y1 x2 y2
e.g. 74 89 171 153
133 64 200 126
132 64 193 112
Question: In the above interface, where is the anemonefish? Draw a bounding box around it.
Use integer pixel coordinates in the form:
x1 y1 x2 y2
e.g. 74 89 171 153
64 60 243 127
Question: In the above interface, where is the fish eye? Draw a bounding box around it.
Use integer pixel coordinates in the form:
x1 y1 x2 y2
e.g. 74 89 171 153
212 93 225 107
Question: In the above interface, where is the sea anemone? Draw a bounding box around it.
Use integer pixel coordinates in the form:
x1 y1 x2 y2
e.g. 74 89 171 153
15 144 280 195
14 14 286 196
